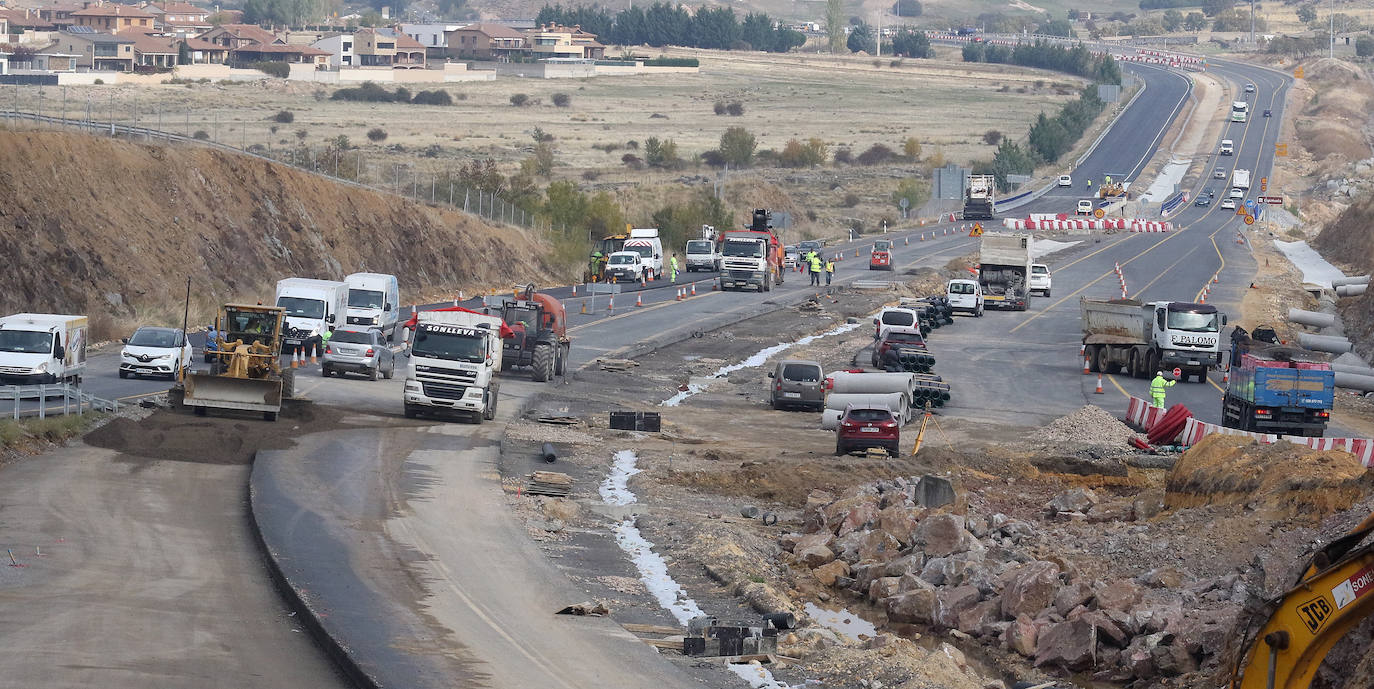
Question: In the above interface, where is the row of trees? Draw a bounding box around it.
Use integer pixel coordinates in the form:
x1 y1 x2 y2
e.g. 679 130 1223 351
980 84 1106 191
535 4 804 52
1137 0 1233 14
961 40 1122 85
844 25 934 56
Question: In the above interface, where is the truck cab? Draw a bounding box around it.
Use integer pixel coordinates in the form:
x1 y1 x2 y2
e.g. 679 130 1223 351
403 309 506 422
275 278 349 356
869 239 894 271
344 272 401 343
685 239 721 272
1149 302 1224 379
624 228 664 280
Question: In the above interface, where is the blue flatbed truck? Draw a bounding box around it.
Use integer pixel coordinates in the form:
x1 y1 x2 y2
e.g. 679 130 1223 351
1221 362 1334 437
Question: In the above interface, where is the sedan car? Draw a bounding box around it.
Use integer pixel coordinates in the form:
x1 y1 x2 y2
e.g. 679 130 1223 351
1220 198 1237 210
120 326 193 379
1230 188 1245 199
1058 174 1072 187
322 328 395 380
1214 167 1226 179
1244 83 1255 93
1194 195 1212 207
1076 199 1095 215
1263 109 1272 117
835 406 900 456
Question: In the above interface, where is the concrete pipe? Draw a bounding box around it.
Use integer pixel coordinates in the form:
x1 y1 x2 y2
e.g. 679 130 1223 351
820 408 843 430
1332 275 1371 287
1335 371 1374 392
1287 309 1336 329
829 371 918 396
1337 284 1369 298
1331 362 1374 376
1298 333 1354 354
825 392 911 424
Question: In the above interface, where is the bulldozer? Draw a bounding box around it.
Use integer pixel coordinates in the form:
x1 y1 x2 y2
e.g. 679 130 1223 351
183 304 295 421
1097 179 1129 200
489 284 569 382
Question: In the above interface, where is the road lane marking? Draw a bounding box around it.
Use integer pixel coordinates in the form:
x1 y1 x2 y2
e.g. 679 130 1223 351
1106 373 1130 398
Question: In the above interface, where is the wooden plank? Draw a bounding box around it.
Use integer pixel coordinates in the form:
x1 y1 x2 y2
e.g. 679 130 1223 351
623 623 682 635
641 638 684 650
716 653 775 664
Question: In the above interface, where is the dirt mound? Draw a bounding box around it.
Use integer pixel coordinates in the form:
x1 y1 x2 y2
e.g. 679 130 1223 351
1316 194 1374 359
1165 434 1369 520
85 404 348 464
1294 60 1373 171
0 131 562 338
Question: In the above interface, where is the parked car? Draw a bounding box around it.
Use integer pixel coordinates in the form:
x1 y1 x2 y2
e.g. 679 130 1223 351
946 279 984 316
322 328 394 380
1214 167 1226 179
768 359 825 411
873 307 922 337
1030 263 1052 297
1194 195 1212 207
119 326 193 379
783 246 799 269
1057 174 1072 187
871 326 926 368
1076 199 1094 215
1221 198 1237 210
835 405 900 455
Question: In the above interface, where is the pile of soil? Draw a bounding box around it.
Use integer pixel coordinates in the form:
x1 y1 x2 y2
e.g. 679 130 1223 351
86 404 348 464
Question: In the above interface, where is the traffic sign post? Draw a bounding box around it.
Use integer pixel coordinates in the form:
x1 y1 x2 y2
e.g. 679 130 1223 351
1172 367 1182 378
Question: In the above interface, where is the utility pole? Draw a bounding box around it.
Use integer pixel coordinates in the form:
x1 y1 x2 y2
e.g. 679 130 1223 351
1249 0 1254 46
1330 0 1335 59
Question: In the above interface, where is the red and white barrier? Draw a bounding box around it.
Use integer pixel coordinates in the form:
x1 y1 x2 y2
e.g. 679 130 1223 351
1125 395 1168 430
1171 418 1374 466
1130 221 1172 233
1178 417 1279 447
1288 436 1374 467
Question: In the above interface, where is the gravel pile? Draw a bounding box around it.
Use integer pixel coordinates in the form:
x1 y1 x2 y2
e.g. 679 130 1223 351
1026 405 1139 448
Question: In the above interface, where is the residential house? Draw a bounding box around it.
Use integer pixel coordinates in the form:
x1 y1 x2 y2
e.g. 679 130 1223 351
198 23 279 50
32 50 78 70
46 25 134 70
310 32 352 68
400 22 462 59
375 27 424 67
145 1 212 36
70 3 155 33
525 23 603 60
229 42 328 66
446 23 525 60
351 27 394 66
1 8 57 44
178 35 225 63
32 1 83 28
116 28 177 67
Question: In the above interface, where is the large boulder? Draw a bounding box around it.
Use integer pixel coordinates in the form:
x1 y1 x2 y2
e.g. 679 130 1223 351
884 553 925 577
1151 635 1199 676
1096 579 1144 614
1034 619 1097 671
1005 614 1039 657
802 489 835 533
826 494 880 537
957 599 1003 637
1077 609 1129 646
856 529 903 562
1046 487 1099 515
1053 580 1096 616
933 585 982 629
885 588 937 625
850 562 887 594
793 533 831 554
878 505 925 547
797 544 836 568
1001 561 1062 619
915 513 984 557
813 559 850 587
868 576 902 602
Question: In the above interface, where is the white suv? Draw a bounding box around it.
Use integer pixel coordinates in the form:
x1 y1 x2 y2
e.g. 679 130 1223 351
946 279 984 316
1030 263 1052 297
1077 199 1094 215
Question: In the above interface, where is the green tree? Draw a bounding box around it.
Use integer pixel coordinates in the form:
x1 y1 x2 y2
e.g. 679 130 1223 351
1038 18 1074 37
544 180 590 231
177 40 191 65
1162 9 1183 32
583 191 625 237
1296 4 1317 23
718 126 756 167
1184 11 1207 30
889 29 932 57
892 177 929 210
644 137 681 168
847 22 876 53
891 0 921 15
1201 0 1232 17
991 139 1035 191
826 0 845 52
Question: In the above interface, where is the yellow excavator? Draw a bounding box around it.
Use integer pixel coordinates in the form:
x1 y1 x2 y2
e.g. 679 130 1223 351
183 304 294 421
1227 513 1374 688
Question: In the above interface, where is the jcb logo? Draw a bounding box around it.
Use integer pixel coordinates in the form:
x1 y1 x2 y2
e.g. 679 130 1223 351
1298 596 1334 634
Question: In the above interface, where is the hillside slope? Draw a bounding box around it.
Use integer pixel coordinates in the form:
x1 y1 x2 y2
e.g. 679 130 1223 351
1315 193 1374 359
0 131 560 337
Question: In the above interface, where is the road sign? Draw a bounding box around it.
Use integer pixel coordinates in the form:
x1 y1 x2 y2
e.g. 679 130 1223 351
1244 215 1255 225
1006 174 1032 184
1261 176 1267 191
1258 195 1284 205
1236 206 1247 216
1295 66 1304 79
1094 208 1105 219
1276 143 1289 156
898 197 909 209
1173 368 1182 378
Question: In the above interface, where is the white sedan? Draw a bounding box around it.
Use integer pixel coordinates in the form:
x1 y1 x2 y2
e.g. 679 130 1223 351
1076 199 1094 215
1229 188 1245 199
1058 175 1072 187
1220 198 1237 210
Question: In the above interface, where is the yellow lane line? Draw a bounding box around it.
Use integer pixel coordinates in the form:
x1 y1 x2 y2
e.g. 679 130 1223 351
1106 373 1130 398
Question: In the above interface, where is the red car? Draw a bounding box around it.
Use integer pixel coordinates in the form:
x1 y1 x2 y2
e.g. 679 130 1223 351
836 406 900 455
869 239 894 271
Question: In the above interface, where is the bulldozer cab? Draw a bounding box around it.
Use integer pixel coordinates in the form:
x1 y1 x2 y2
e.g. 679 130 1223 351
219 305 284 351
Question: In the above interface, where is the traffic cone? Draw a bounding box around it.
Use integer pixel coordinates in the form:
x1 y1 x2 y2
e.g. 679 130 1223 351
1094 374 1104 394
1083 357 1091 375
309 345 318 365
1080 343 1085 356
690 283 697 296
712 279 719 291
636 293 644 307
854 248 859 258
676 288 684 301
580 300 587 315
1212 274 1218 284
904 237 909 245
571 284 577 296
290 347 299 369
608 296 614 311
1222 367 1229 384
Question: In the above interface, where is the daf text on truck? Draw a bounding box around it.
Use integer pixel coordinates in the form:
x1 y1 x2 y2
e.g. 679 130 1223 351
1080 298 1225 382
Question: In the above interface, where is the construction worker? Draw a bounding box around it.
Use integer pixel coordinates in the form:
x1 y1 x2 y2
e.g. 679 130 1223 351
800 250 812 279
669 254 679 283
588 251 603 282
809 253 823 286
1086 179 1092 190
824 257 835 286
1150 370 1175 409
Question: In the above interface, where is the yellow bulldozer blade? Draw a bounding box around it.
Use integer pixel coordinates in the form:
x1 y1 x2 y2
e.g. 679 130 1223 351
183 372 283 413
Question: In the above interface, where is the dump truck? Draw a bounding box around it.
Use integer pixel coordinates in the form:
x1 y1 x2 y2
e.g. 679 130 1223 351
978 233 1031 311
402 307 511 423
1222 349 1333 436
184 304 292 421
718 209 785 292
962 174 995 220
1081 298 1226 382
488 285 569 382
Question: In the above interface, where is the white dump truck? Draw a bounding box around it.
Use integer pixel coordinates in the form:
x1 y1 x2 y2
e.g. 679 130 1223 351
978 233 1032 311
1081 297 1226 382
402 308 506 422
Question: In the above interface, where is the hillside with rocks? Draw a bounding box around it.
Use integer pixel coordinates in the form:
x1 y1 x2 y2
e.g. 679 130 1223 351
0 130 563 338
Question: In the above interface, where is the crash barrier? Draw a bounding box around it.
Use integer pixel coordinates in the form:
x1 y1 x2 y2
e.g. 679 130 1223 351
1177 417 1279 446
0 383 120 419
1160 191 1189 216
1289 436 1374 467
1002 217 1171 232
1125 395 1168 430
1127 396 1374 464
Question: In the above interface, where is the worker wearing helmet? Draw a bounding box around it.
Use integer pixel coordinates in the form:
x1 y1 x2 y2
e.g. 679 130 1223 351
588 251 604 282
1086 179 1092 190
1150 370 1175 408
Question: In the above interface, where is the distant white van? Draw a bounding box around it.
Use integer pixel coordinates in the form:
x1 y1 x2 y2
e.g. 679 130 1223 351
1219 139 1234 156
946 279 984 316
345 272 401 342
275 278 349 356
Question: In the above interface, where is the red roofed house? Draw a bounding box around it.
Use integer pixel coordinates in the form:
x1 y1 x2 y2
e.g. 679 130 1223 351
198 22 279 50
178 35 226 63
446 23 525 60
116 28 177 67
145 1 212 35
70 2 155 32
229 42 328 66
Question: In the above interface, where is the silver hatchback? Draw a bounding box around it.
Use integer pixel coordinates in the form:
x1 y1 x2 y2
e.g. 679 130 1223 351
322 328 395 380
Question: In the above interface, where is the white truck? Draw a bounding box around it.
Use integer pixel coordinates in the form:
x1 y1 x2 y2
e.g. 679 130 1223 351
685 237 722 273
0 314 88 385
403 309 505 422
978 233 1032 311
275 278 349 358
962 174 995 220
344 272 401 342
1232 169 1251 190
624 228 664 280
1081 297 1226 383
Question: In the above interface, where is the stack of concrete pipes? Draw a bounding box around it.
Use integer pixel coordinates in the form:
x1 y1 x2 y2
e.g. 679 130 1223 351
1330 352 1374 393
1334 275 1370 298
1286 308 1374 392
819 371 920 430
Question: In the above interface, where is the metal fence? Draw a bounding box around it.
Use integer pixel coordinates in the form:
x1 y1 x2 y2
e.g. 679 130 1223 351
0 383 120 420
0 98 547 232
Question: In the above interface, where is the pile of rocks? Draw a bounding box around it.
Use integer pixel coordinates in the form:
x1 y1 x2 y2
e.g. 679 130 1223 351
781 479 1244 683
1026 405 1140 449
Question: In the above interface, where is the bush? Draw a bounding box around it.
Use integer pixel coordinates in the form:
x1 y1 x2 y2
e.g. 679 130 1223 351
411 89 453 105
644 57 698 67
621 153 644 169
333 81 399 103
718 126 756 166
983 130 1003 145
273 109 294 123
833 148 854 165
193 130 209 140
251 61 290 78
856 143 895 165
842 192 860 207
552 92 571 107
726 101 745 116
367 127 388 142
714 102 727 115
700 149 727 167
510 93 530 107
93 78 104 85
1358 35 1374 58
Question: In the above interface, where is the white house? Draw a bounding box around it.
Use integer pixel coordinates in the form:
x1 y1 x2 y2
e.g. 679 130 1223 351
311 32 353 68
400 22 465 58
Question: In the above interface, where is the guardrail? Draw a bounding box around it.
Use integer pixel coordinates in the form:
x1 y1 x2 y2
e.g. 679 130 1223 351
0 383 120 419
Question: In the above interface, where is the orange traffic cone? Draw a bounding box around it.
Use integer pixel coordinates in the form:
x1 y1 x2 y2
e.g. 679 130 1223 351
636 293 644 307
1222 367 1229 384
676 288 684 301
854 248 859 258
290 347 299 369
1212 274 1218 284
1095 375 1104 394
608 296 614 311
1083 357 1091 375
712 279 719 291
580 300 587 315
690 283 697 296
572 284 578 296
309 344 318 365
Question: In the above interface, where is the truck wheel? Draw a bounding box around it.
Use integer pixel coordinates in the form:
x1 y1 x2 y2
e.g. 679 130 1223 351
1088 345 1103 373
281 368 296 399
264 411 278 421
555 344 568 375
1105 361 1123 375
531 344 554 382
483 389 497 420
1127 351 1140 378
193 406 207 417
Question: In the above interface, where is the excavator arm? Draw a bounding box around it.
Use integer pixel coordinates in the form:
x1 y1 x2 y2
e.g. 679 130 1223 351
1230 515 1374 689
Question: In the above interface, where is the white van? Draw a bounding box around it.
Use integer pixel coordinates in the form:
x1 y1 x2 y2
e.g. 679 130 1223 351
685 239 721 273
345 272 401 342
0 314 88 385
946 279 984 316
1219 139 1233 156
275 278 349 356
624 228 664 280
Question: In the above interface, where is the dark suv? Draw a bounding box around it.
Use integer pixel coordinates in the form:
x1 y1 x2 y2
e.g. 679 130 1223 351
871 327 926 368
835 406 900 455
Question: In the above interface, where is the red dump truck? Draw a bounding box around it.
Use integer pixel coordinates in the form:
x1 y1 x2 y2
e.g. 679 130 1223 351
717 209 785 292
